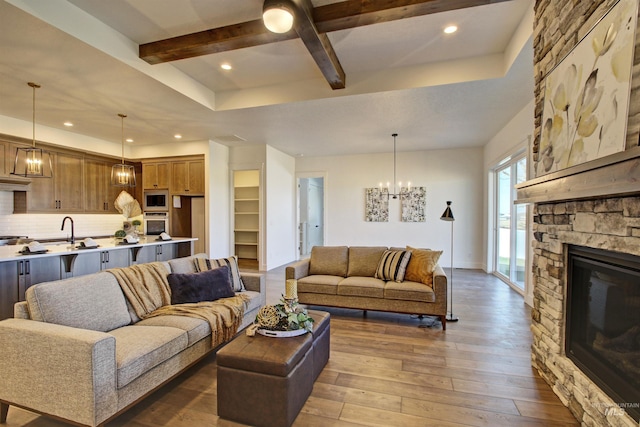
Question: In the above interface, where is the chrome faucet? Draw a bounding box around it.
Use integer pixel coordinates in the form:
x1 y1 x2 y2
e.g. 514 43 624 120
61 216 75 244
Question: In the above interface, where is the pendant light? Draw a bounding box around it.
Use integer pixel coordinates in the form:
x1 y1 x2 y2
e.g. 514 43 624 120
378 133 410 199
11 82 53 178
110 113 136 187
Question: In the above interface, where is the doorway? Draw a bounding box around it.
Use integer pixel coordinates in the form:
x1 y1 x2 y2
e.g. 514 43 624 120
493 153 527 291
297 176 324 257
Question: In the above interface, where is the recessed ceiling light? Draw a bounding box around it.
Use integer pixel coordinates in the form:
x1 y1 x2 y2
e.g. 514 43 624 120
444 25 458 34
220 63 232 70
174 134 182 140
63 121 73 127
126 138 134 143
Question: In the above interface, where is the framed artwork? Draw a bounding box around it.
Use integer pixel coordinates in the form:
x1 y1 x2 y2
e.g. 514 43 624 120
401 187 426 222
365 188 389 222
535 0 638 178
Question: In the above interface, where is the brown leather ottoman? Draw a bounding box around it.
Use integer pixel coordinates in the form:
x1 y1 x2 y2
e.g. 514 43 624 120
216 311 330 427
307 310 330 380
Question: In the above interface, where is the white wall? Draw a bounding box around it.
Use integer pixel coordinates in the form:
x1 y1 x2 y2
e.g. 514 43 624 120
483 100 534 171
265 145 296 269
131 140 208 158
296 147 484 269
0 115 124 158
207 141 229 257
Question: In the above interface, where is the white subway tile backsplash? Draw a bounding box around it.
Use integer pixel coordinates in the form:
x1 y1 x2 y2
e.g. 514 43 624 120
0 191 128 239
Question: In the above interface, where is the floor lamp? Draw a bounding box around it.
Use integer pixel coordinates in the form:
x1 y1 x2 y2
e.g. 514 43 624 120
440 201 458 322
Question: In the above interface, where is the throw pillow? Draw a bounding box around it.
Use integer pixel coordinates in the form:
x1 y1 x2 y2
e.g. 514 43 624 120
167 265 235 304
194 255 245 291
375 250 412 282
404 246 442 287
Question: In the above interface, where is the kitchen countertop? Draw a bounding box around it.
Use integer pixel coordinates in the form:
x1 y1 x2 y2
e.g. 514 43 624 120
0 236 196 262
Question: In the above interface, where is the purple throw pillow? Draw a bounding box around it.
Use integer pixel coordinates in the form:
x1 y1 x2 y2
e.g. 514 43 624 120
167 265 235 304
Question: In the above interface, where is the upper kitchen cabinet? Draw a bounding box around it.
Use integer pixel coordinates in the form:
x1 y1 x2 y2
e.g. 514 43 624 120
143 161 170 190
0 141 9 177
170 158 204 195
14 150 84 213
84 157 122 213
0 142 34 188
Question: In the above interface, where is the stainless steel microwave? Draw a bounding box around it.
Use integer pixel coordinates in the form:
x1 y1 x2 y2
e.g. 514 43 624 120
143 190 169 212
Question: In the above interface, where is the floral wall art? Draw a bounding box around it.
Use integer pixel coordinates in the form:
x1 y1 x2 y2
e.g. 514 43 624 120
365 188 389 222
401 187 426 222
535 0 638 178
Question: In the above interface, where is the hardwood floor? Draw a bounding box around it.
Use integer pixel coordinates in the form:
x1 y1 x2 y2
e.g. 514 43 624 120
3 267 578 426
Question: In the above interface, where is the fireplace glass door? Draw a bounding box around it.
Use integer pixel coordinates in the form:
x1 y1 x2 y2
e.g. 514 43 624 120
567 246 640 421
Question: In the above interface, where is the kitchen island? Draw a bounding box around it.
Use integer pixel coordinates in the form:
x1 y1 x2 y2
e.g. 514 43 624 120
0 236 196 320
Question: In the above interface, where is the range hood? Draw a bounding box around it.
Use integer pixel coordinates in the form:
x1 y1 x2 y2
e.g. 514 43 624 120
0 176 32 192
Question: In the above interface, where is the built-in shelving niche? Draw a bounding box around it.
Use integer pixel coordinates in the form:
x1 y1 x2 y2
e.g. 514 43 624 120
233 170 260 262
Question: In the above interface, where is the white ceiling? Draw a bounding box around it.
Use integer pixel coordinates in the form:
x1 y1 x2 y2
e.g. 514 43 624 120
0 0 534 157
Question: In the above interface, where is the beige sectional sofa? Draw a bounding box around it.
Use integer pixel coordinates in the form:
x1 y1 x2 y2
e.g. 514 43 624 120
0 253 265 427
286 246 448 329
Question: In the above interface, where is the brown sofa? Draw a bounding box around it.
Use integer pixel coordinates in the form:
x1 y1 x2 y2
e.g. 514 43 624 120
285 246 448 329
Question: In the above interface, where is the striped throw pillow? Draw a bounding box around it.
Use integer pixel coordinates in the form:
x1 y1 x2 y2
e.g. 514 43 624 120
194 256 245 292
375 250 412 282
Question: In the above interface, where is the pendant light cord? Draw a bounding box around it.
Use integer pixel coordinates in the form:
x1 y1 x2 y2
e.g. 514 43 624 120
118 113 127 164
28 82 40 148
392 133 398 195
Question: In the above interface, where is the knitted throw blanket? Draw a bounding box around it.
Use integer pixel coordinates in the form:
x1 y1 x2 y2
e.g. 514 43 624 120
146 295 251 347
108 263 250 346
108 262 172 318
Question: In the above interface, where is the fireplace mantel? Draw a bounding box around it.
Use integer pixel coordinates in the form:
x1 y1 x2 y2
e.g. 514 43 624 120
516 146 640 204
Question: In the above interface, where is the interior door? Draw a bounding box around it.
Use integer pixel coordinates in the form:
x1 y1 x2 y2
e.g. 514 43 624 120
305 178 324 253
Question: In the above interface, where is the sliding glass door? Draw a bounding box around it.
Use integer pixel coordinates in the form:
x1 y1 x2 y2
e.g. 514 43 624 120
495 154 527 290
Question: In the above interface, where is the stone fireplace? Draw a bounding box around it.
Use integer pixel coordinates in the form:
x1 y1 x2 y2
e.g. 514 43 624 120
525 195 640 426
518 0 640 425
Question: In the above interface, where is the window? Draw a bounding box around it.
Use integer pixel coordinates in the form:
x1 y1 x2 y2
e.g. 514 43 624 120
494 153 527 290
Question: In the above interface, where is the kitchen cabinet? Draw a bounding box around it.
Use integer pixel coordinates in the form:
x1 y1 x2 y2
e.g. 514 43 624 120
0 261 19 320
0 262 17 320
84 158 121 213
143 162 170 190
170 159 204 195
61 252 100 278
132 243 176 264
14 151 84 213
155 243 176 261
0 257 61 320
0 140 9 177
100 248 130 270
61 248 130 278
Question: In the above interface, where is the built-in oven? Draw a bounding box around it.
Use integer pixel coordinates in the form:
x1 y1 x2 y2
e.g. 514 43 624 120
143 212 169 235
143 190 169 212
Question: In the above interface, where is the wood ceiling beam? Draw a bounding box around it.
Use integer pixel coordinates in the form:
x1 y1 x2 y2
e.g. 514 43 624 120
313 0 514 33
139 0 514 65
292 0 346 89
139 20 296 65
